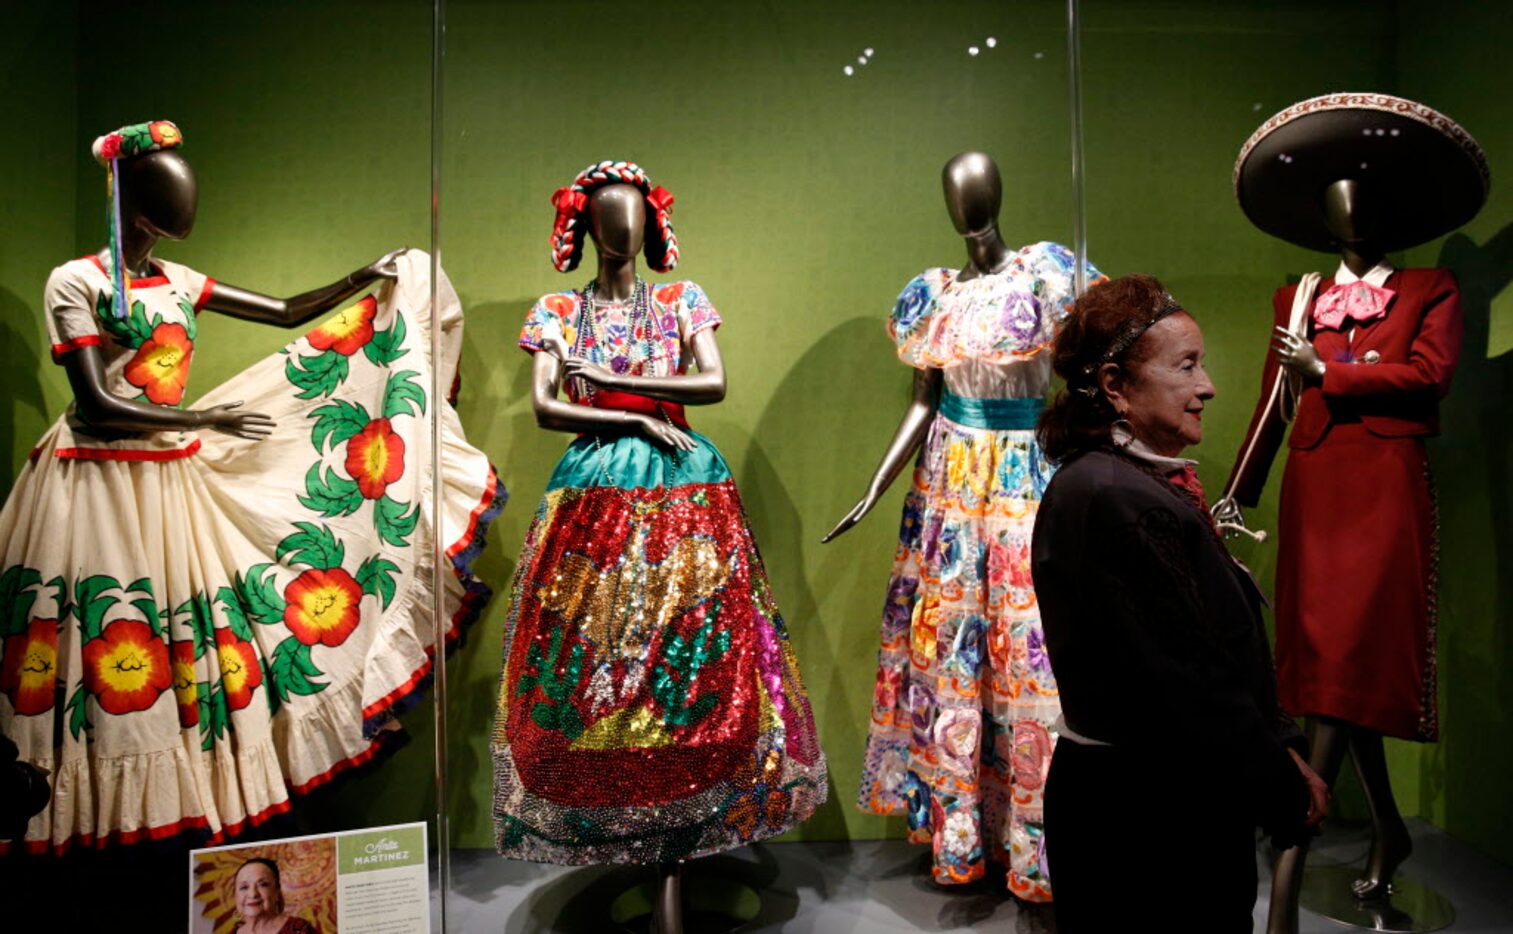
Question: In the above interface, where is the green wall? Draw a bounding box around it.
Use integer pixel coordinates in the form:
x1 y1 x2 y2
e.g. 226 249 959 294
1078 0 1513 867
1 3 77 491
2 0 1510 869
1395 1 1513 868
437 0 1080 848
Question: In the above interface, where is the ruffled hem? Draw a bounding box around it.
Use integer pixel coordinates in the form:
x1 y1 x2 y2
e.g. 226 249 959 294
360 463 505 736
492 744 828 866
0 797 292 857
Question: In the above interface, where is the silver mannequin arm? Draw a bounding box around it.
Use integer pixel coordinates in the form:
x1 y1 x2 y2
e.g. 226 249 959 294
561 327 726 405
529 348 696 452
822 367 941 543
63 345 273 440
205 248 403 328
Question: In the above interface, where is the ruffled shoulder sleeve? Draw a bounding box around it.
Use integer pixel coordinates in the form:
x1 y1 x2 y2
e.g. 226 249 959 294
519 290 581 354
655 280 721 340
888 268 953 367
1023 241 1107 323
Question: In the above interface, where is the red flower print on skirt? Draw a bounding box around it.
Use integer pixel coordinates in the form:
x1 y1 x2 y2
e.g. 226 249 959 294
1011 721 1053 791
308 295 378 356
1 619 59 716
214 628 263 710
282 568 363 648
83 619 172 715
170 640 198 727
345 418 406 500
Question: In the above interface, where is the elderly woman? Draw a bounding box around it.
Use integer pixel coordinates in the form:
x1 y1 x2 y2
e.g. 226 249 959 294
233 857 318 934
1030 275 1328 931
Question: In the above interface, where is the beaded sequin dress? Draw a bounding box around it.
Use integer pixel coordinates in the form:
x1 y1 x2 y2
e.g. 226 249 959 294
856 242 1104 899
492 280 826 865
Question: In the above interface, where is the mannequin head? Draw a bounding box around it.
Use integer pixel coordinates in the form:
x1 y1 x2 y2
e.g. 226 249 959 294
550 160 679 273
1320 178 1385 260
119 150 198 241
942 151 1002 236
589 183 646 260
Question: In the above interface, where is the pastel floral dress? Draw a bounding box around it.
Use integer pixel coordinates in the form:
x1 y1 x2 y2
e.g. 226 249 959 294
857 242 1104 899
492 280 826 865
0 250 502 854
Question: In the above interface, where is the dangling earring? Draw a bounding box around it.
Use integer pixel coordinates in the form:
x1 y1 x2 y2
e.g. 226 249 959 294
1110 416 1135 449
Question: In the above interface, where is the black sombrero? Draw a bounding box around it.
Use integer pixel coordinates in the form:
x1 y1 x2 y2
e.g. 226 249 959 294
1235 92 1489 253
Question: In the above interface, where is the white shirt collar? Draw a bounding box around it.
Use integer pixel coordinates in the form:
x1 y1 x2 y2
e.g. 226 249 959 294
1124 436 1197 472
1333 259 1395 288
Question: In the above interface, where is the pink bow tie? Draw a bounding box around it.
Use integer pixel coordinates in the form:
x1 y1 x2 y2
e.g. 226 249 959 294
1312 280 1395 331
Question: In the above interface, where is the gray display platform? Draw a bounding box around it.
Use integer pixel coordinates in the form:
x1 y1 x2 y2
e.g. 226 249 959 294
438 818 1513 932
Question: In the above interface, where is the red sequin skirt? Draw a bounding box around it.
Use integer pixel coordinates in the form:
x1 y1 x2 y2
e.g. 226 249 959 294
491 431 826 864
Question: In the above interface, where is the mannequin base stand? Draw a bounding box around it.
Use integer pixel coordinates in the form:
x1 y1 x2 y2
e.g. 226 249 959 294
610 861 761 933
1299 866 1455 933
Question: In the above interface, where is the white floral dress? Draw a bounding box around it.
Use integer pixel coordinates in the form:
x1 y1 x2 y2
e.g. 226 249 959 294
0 250 502 854
856 242 1104 899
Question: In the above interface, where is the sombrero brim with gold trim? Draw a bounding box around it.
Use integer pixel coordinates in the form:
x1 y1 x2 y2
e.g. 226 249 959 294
1235 92 1489 253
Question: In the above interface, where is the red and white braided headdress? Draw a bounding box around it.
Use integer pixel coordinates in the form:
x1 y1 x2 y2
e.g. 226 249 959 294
549 160 679 273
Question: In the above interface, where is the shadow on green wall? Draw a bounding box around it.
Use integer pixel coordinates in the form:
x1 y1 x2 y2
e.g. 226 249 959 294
0 291 48 491
1430 220 1513 862
742 314 917 844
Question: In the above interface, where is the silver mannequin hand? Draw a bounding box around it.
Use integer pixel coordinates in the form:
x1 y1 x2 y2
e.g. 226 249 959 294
1271 326 1327 383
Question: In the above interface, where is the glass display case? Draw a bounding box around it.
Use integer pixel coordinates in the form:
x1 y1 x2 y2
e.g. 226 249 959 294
1 3 452 931
433 0 1084 928
1075 2 1510 931
2 2 1510 932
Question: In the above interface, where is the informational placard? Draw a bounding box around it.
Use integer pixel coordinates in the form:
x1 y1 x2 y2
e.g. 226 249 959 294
189 822 430 934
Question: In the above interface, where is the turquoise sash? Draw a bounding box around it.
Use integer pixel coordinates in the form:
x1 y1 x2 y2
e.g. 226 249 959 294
546 431 732 492
938 390 1044 430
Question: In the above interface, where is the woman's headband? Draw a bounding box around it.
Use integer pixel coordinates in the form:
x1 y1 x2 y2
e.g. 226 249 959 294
1074 292 1185 395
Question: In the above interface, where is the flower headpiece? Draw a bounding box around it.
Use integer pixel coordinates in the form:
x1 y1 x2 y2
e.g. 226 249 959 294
549 160 679 273
91 120 185 319
92 120 182 165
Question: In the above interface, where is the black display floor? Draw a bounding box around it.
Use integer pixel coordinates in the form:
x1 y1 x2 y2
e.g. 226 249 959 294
440 818 1513 933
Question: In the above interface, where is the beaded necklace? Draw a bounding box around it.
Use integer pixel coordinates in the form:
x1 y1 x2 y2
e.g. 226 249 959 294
572 277 682 492
570 278 688 709
570 277 655 398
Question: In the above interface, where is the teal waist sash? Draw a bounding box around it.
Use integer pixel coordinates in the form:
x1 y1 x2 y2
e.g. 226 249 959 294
546 430 732 492
938 390 1044 430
